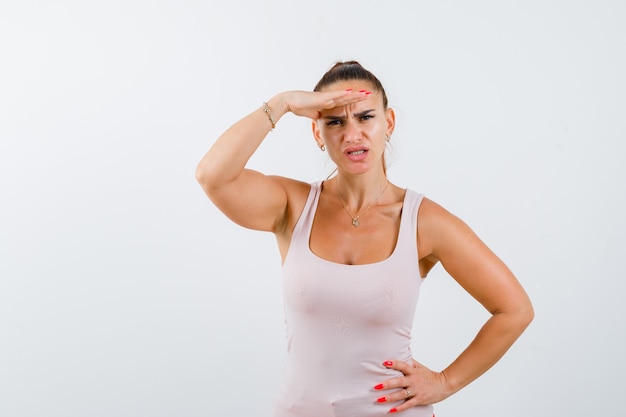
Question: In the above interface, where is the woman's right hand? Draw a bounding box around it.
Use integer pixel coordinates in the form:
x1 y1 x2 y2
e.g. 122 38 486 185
280 89 370 120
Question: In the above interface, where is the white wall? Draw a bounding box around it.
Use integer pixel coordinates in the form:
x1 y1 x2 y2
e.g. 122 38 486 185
1 1 624 416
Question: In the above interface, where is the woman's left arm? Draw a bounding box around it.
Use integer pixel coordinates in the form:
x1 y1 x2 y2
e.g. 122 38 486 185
377 198 534 410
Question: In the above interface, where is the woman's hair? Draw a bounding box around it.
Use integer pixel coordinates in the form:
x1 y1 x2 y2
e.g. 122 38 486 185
314 61 388 109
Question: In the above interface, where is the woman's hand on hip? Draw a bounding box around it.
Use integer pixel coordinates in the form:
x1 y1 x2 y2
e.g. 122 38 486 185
374 359 451 413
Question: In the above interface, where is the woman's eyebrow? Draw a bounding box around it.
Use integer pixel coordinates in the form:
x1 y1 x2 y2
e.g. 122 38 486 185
324 115 345 121
323 109 375 120
354 109 375 118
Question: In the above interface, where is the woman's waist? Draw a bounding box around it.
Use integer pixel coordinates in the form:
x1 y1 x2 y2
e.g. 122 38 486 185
282 353 413 389
274 377 433 417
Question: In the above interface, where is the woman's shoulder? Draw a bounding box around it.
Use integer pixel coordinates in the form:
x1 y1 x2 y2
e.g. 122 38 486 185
416 195 480 259
417 196 465 230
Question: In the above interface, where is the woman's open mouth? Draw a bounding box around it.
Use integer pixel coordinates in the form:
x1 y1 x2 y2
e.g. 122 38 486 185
345 147 369 161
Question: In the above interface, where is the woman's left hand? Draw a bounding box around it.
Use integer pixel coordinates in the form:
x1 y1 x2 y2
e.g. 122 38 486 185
375 359 450 413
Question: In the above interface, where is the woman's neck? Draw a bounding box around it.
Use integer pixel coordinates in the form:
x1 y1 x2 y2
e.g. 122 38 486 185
333 171 390 210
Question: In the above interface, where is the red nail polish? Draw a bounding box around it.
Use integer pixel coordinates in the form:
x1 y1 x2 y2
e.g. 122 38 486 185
365 91 372 95
383 361 393 367
374 384 384 390
390 408 398 413
359 89 367 92
377 397 387 403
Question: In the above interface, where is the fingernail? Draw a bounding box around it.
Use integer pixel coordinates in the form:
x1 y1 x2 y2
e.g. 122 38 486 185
365 91 372 95
389 408 398 413
377 397 387 403
345 88 353 91
383 361 393 367
374 384 384 390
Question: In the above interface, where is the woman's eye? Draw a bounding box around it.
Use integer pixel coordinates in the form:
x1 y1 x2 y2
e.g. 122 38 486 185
326 120 342 126
360 115 373 121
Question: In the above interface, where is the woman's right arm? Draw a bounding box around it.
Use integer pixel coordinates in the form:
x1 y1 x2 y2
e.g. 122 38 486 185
195 90 367 233
195 93 292 233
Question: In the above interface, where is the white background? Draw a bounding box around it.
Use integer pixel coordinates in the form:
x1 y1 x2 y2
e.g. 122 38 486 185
1 1 625 416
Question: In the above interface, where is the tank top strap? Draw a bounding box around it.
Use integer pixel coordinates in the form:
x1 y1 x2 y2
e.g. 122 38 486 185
395 189 425 262
290 181 322 250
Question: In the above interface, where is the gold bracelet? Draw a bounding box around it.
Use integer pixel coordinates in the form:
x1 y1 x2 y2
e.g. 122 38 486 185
262 102 276 130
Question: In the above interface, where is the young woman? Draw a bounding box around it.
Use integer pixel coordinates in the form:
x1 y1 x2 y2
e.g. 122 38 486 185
196 61 534 416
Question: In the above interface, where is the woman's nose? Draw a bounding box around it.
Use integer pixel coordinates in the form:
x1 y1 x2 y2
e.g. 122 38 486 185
343 119 362 142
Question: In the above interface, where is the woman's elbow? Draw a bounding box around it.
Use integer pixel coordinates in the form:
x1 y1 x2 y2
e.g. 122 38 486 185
195 161 220 194
514 299 535 332
195 163 209 185
525 301 535 326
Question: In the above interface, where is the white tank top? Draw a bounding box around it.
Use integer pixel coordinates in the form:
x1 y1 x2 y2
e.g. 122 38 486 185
274 181 433 417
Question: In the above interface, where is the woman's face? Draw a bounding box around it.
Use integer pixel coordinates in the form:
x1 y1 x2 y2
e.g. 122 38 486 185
313 80 395 176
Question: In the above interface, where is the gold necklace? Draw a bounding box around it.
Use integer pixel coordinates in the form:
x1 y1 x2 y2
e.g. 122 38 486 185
337 180 390 227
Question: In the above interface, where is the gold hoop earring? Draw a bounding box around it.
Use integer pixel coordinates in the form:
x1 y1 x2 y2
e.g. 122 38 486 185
319 144 326 151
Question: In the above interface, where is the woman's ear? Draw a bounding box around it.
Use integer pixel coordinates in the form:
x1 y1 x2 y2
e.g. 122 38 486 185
312 119 324 149
386 107 396 135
